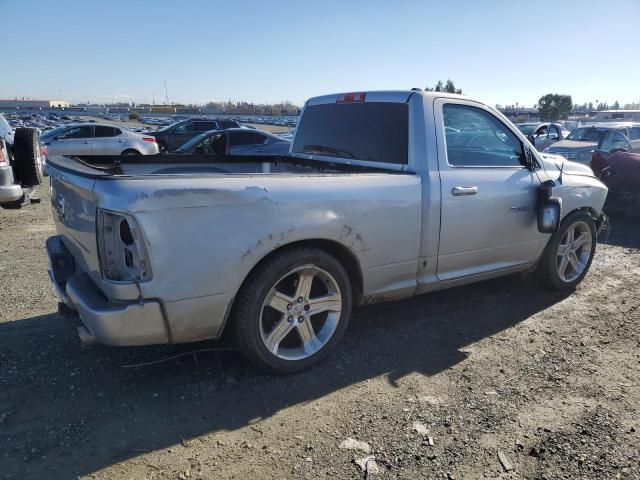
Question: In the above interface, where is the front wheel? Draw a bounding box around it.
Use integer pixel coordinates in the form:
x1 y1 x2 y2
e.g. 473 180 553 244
536 210 597 291
231 247 352 373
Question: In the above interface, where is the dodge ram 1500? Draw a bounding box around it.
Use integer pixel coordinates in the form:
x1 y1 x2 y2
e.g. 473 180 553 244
45 90 608 372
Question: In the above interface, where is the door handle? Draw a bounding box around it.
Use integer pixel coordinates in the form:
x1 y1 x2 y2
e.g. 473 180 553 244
452 186 478 196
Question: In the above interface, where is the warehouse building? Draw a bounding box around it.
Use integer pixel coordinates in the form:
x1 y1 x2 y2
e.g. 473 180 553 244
0 99 70 109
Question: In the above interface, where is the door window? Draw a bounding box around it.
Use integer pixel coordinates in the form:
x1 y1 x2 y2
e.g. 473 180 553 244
194 121 217 132
443 104 523 167
229 132 267 146
94 126 121 137
58 126 92 139
628 127 640 140
548 126 560 140
599 131 631 153
174 121 195 133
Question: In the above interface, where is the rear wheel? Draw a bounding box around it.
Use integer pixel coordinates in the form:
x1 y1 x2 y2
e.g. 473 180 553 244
13 128 43 186
231 247 352 373
157 141 168 153
536 210 596 291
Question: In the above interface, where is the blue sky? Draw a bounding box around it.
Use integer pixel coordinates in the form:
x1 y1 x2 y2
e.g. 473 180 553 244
2 0 639 107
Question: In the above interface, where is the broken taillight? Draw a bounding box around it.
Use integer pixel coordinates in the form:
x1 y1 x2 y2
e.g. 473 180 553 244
97 209 152 282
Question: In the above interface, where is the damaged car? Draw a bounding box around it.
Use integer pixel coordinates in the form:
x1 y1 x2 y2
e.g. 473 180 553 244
45 90 608 373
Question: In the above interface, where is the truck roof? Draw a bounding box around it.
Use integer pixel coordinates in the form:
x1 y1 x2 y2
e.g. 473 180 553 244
306 90 479 106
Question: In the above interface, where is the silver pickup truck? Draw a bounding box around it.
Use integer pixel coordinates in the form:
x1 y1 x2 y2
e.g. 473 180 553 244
45 91 608 373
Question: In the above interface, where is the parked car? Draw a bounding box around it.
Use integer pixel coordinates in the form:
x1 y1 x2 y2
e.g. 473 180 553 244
517 122 572 151
40 123 159 156
591 130 640 214
146 118 241 152
45 90 607 373
0 114 44 208
543 122 640 164
175 128 291 155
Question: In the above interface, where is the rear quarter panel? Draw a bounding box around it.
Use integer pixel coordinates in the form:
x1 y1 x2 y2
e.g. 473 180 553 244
93 173 422 339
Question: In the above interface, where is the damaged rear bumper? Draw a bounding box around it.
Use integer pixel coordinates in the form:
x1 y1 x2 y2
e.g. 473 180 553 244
46 235 169 346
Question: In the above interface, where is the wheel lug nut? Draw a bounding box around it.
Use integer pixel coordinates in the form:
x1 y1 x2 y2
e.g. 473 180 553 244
287 316 293 322
287 304 292 310
298 297 304 303
304 305 310 311
298 316 304 323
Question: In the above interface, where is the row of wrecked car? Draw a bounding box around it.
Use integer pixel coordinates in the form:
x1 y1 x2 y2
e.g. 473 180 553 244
518 121 640 216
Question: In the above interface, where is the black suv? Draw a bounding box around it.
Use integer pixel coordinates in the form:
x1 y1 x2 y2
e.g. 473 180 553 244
147 118 240 152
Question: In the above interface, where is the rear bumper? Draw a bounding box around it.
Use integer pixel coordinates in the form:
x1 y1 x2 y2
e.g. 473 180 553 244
0 166 23 203
46 235 169 346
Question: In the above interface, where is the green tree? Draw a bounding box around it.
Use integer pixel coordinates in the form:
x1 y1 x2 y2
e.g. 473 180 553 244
536 93 573 121
425 79 462 94
613 100 620 109
128 111 140 121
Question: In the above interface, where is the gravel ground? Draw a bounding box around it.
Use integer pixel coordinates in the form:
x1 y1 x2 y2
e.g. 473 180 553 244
0 186 638 480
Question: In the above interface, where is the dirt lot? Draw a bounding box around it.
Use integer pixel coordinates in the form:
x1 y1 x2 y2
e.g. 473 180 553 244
1 186 638 480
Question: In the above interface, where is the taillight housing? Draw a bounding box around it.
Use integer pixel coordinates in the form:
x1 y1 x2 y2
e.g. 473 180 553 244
142 137 156 143
97 209 152 282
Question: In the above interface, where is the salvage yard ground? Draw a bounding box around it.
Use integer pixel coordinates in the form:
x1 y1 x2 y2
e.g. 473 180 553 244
0 187 638 480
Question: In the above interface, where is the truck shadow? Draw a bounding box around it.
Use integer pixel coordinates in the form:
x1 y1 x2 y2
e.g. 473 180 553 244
0 274 569 479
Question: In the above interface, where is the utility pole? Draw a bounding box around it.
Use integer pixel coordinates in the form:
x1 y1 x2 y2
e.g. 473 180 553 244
164 81 169 105
152 92 155 106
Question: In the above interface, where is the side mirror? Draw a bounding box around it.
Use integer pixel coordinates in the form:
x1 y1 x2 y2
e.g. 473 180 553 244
527 134 536 145
522 146 536 169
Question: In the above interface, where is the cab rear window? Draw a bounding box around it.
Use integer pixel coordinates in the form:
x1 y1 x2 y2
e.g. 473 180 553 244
292 102 408 164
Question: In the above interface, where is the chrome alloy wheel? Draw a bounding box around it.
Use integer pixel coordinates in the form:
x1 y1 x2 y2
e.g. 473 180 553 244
556 220 593 283
259 265 343 361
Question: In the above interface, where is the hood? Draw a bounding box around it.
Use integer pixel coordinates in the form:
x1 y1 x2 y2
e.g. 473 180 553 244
539 153 595 177
545 139 598 151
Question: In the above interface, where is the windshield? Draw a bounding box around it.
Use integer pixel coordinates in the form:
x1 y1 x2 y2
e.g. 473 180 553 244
175 132 209 152
517 124 538 135
41 125 70 138
566 127 607 142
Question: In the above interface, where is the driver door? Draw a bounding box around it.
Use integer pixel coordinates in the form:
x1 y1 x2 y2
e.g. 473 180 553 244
434 99 545 281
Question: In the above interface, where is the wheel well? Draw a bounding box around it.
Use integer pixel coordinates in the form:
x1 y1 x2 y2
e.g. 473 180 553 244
568 206 599 221
240 239 363 304
121 149 140 155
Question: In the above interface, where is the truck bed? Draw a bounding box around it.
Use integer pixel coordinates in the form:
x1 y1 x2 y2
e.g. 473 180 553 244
47 153 405 178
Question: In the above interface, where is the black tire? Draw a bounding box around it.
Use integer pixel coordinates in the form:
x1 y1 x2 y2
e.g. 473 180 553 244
157 141 168 153
13 128 43 186
231 247 353 373
121 149 141 155
536 210 597 291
